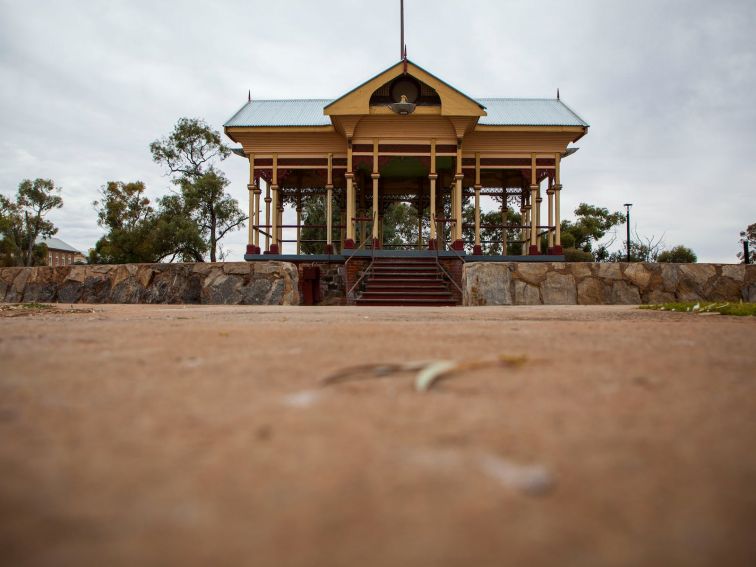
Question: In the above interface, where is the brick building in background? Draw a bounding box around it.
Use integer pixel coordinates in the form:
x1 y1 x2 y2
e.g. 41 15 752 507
37 237 85 266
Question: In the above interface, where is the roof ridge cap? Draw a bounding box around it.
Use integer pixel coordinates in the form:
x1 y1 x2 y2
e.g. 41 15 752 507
476 97 560 101
251 98 333 102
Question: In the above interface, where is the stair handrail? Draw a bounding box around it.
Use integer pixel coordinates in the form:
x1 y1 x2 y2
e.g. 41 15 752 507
432 240 464 297
346 210 378 302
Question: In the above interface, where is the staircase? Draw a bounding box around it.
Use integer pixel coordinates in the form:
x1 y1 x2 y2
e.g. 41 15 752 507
354 257 458 306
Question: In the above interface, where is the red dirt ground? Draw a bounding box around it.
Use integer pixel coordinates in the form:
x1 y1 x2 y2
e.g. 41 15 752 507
1 304 755 566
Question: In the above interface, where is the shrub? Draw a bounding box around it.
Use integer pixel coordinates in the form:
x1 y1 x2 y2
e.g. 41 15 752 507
563 247 594 262
657 245 697 263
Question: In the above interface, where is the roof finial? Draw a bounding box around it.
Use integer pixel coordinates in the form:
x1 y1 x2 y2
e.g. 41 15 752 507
557 88 560 100
248 90 251 102
400 0 404 60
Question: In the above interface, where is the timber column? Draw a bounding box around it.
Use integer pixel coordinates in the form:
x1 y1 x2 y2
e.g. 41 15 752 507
246 153 260 255
428 139 438 250
552 153 563 255
325 152 334 254
344 141 355 248
528 153 540 255
296 193 302 255
501 186 508 255
451 141 464 251
546 176 555 254
371 139 380 248
253 184 261 253
267 153 280 254
473 152 482 255
520 188 528 256
264 182 272 253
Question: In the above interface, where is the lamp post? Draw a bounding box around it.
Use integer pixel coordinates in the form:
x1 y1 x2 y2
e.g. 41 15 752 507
623 203 633 262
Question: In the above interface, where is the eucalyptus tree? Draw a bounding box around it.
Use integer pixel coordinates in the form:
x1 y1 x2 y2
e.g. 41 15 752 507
151 118 246 261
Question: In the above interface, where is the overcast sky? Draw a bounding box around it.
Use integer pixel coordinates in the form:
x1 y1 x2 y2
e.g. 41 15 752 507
1 0 754 262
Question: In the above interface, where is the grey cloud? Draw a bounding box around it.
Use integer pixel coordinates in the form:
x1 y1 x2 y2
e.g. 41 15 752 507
1 0 754 261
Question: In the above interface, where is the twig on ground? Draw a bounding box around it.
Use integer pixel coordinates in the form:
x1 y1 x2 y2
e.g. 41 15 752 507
320 354 528 392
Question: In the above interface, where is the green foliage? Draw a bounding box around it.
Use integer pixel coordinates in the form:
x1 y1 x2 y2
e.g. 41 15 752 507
560 203 625 260
178 170 246 261
149 118 230 179
383 202 423 248
640 301 756 316
657 245 697 263
738 223 755 264
462 204 522 255
300 196 342 254
89 181 206 264
151 118 244 261
563 247 595 262
0 179 63 266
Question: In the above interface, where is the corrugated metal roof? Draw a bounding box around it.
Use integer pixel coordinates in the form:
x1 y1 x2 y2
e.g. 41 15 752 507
36 237 80 253
477 98 588 127
225 99 332 127
224 98 587 127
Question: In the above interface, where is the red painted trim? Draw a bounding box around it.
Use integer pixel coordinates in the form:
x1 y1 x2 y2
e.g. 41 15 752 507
451 239 464 251
528 245 541 255
473 244 483 255
343 239 355 249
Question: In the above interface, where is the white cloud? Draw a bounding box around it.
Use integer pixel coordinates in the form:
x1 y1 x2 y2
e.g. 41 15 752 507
1 0 754 262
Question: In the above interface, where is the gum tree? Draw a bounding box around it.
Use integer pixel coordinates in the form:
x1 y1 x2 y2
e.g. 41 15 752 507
0 178 63 266
150 118 246 261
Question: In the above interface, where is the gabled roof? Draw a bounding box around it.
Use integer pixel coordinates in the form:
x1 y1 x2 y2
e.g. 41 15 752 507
224 98 588 128
323 59 486 117
225 99 331 127
36 237 81 253
323 59 485 114
477 99 588 127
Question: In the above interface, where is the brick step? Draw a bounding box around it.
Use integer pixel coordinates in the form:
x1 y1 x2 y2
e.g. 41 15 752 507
360 291 455 300
365 283 449 291
355 298 458 306
369 272 443 279
372 265 438 271
372 260 437 266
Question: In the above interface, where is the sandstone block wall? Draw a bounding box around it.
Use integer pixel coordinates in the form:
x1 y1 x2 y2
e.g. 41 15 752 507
463 262 756 306
0 262 300 305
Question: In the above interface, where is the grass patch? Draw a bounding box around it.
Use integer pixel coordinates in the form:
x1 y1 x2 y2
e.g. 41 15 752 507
0 303 96 317
640 301 756 317
21 302 54 310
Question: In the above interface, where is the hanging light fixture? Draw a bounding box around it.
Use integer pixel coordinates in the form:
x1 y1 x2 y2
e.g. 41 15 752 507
389 94 416 115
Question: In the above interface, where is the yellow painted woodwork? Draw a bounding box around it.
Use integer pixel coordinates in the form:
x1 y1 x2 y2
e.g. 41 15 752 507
324 60 486 118
353 115 457 140
463 131 577 153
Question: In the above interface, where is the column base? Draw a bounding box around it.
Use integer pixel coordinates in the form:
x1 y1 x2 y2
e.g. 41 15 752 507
324 244 334 255
473 244 483 255
451 239 465 251
528 245 541 255
343 239 355 249
372 238 381 250
246 244 261 255
265 244 280 255
548 245 563 255
427 238 438 251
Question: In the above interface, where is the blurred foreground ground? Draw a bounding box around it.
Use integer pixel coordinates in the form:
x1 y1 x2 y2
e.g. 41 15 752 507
1 304 755 567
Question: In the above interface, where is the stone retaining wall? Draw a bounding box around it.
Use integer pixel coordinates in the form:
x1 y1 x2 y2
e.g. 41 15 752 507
0 262 300 305
463 262 756 306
